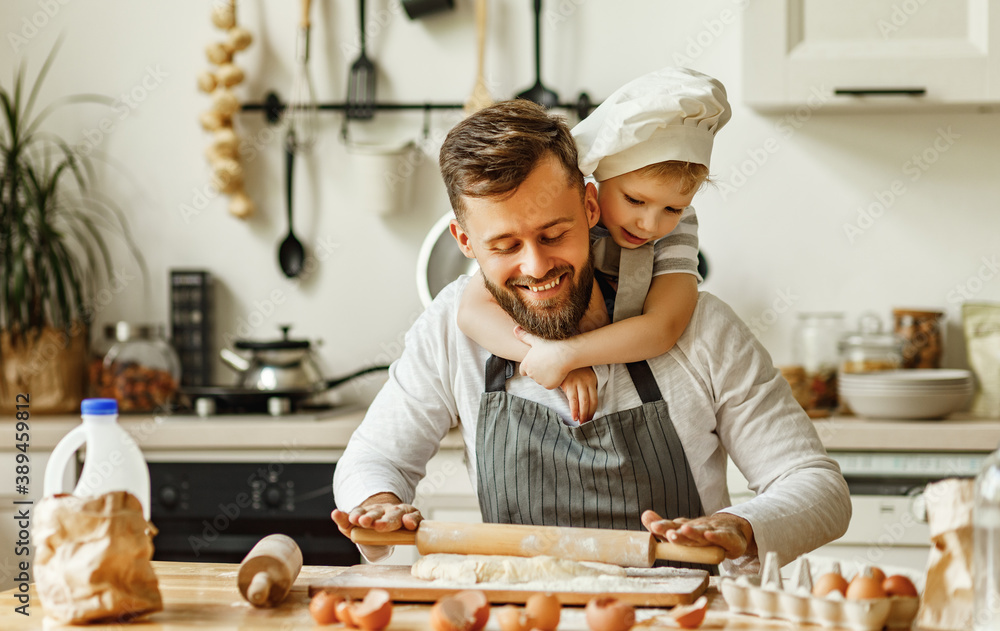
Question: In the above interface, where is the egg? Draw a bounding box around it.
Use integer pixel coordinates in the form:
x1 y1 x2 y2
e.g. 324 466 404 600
846 576 887 600
812 572 849 597
883 574 919 597
585 597 635 631
348 589 393 631
496 606 531 631
669 596 708 629
429 591 490 631
867 566 887 584
525 593 561 631
309 591 342 625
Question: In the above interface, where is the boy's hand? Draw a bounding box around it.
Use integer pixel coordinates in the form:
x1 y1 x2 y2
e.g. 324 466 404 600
560 367 599 423
514 326 575 388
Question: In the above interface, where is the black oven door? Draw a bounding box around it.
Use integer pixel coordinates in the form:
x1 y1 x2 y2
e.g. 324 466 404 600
149 461 361 566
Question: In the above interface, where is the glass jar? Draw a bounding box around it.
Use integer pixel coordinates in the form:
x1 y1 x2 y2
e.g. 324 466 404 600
974 447 1000 629
893 308 945 369
839 313 904 374
100 322 181 413
793 312 845 415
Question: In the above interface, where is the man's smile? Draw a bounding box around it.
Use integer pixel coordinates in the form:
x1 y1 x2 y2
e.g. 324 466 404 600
513 272 567 298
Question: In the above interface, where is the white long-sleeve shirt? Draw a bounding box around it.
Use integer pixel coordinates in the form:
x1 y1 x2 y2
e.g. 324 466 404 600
334 277 851 573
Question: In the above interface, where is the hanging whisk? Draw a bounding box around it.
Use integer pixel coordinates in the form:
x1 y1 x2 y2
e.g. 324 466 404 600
284 0 319 153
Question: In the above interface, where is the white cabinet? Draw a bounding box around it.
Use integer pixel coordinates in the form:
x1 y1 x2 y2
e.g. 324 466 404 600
743 0 1000 110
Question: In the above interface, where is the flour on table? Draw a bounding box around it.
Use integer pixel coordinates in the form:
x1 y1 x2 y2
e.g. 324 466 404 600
411 554 627 584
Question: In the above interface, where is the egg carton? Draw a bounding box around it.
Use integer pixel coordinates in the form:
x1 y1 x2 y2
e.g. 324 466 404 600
720 553 919 631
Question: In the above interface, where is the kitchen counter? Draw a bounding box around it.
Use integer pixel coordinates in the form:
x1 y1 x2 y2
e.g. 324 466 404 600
5 411 999 453
0 561 901 630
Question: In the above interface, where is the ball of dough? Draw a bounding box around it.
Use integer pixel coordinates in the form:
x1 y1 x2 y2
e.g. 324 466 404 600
228 27 253 51
211 4 236 29
196 70 217 93
215 64 244 87
212 89 240 117
228 190 255 219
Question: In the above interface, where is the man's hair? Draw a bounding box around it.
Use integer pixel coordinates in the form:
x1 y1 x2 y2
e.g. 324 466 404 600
439 100 584 226
634 160 710 196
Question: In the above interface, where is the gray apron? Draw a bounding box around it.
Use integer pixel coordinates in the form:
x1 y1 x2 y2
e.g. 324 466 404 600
474 274 715 572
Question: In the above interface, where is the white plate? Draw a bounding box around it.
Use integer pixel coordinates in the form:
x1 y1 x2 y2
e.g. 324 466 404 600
840 389 972 420
416 212 479 307
839 369 972 386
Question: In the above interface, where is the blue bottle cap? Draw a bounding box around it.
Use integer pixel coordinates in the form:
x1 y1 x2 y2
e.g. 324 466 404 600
81 398 118 415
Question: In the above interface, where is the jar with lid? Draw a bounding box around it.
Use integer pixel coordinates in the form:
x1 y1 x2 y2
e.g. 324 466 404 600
893 308 945 369
99 322 181 413
793 312 845 415
839 313 904 375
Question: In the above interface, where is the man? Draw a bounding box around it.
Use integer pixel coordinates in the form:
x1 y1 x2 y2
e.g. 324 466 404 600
333 100 850 574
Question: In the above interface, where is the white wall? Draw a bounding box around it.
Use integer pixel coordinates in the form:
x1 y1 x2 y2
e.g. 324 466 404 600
3 0 999 404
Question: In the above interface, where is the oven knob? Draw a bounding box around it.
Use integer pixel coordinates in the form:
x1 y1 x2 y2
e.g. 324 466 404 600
159 485 179 509
264 485 283 508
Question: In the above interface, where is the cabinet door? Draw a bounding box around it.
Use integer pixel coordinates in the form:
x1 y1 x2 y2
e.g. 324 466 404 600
743 0 1000 109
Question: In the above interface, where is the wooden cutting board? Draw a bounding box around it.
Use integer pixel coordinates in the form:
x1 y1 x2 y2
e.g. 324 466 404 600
309 564 708 607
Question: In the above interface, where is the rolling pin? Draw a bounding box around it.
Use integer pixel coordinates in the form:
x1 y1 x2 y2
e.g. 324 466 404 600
349 521 725 567
237 534 303 607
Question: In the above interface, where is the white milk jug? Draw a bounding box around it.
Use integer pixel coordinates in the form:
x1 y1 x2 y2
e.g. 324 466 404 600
43 398 151 520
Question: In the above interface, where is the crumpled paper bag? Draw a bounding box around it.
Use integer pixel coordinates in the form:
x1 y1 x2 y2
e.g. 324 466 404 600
34 491 162 624
917 477 974 630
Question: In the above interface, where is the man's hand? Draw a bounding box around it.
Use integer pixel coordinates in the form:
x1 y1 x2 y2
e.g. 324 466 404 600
514 326 576 389
331 492 423 540
641 509 756 560
560 367 598 423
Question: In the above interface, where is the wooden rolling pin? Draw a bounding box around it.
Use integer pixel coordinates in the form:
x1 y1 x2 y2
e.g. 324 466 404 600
238 534 303 607
349 521 725 567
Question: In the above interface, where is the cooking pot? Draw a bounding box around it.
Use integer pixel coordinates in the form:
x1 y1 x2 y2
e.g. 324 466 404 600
219 325 387 392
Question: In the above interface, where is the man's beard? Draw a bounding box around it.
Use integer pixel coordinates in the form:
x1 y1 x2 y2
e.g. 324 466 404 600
482 253 595 340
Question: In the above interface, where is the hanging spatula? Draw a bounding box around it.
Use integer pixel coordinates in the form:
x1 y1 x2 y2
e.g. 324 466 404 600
347 0 376 120
464 0 493 114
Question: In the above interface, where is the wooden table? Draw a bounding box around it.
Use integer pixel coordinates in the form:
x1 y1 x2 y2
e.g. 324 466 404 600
0 561 879 630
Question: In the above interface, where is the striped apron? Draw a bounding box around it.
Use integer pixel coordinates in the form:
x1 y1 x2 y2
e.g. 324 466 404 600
474 278 715 572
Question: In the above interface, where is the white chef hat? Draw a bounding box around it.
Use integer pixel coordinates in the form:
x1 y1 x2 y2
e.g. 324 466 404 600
573 67 731 181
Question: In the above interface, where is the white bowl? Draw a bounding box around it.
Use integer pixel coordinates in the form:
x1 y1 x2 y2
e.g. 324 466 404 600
839 369 972 387
839 388 972 420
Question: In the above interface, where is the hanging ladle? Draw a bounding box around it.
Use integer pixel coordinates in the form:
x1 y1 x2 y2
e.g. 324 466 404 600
516 0 558 108
278 130 306 278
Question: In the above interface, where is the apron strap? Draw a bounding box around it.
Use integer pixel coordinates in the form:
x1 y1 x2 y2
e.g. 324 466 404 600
596 272 665 405
485 354 514 393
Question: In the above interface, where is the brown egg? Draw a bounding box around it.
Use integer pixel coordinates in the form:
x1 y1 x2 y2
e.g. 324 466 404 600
846 576 887 600
496 606 531 631
430 591 490 631
868 566 887 584
525 593 561 631
812 572 849 597
883 575 919 597
309 591 342 625
337 599 357 628
348 589 393 631
669 596 708 629
585 597 635 631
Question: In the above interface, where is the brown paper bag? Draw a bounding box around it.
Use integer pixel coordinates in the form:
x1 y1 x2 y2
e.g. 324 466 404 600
34 491 162 624
917 478 975 630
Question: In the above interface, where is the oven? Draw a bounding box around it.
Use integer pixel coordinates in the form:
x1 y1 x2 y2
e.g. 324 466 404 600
144 407 362 567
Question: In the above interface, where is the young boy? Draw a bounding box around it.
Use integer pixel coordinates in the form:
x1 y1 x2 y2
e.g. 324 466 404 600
457 67 731 423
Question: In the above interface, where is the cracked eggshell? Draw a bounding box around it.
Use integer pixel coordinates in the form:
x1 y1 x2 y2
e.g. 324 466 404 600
495 606 530 631
669 596 708 629
348 589 393 631
524 593 560 631
309 591 342 625
430 591 489 631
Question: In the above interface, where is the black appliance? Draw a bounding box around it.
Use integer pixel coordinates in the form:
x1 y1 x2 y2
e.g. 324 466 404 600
149 460 360 566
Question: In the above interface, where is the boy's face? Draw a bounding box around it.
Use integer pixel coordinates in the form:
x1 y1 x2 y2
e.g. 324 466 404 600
596 170 698 249
449 154 601 339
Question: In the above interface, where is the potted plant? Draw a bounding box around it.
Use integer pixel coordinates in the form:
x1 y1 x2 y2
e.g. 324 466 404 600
0 44 142 414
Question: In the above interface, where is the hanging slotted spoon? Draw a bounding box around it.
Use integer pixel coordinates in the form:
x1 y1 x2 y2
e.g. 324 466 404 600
464 0 493 114
346 0 376 120
284 0 318 152
516 0 558 108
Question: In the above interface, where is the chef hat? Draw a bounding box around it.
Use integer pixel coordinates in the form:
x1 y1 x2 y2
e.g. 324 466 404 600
573 67 731 181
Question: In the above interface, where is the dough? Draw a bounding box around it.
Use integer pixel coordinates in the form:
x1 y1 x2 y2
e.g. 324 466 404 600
411 553 627 584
